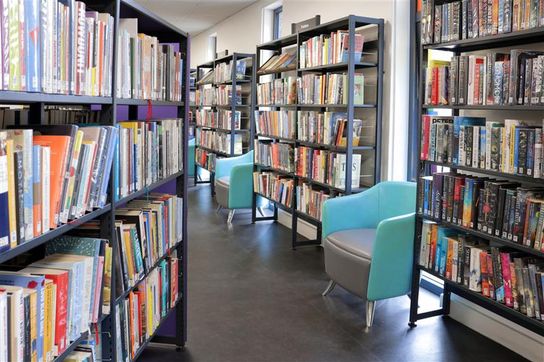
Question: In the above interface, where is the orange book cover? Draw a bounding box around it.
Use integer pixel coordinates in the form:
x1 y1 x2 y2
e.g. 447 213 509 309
128 293 136 358
480 251 490 297
445 237 454 280
33 136 70 228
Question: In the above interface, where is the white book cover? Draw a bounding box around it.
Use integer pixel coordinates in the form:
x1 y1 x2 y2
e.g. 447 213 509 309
472 126 479 167
77 142 96 218
0 291 7 362
41 146 50 233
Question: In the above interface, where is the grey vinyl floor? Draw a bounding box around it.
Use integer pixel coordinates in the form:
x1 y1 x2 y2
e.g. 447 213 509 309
139 184 526 362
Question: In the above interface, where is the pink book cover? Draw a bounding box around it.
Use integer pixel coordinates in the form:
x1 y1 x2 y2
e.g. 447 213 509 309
92 256 104 322
500 252 513 307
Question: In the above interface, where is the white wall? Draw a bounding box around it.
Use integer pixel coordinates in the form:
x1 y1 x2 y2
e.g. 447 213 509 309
190 0 411 180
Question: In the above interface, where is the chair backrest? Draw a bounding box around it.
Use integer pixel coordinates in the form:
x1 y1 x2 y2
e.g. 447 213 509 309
376 181 417 222
237 150 254 165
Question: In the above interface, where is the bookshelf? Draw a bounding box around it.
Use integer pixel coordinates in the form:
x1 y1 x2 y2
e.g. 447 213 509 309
194 53 256 192
410 0 544 337
0 0 189 360
251 15 385 249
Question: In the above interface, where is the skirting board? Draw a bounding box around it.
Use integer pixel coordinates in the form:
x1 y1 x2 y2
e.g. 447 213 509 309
449 294 544 361
277 209 319 243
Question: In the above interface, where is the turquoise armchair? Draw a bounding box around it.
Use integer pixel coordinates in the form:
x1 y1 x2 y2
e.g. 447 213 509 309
214 150 254 224
321 181 416 327
188 138 195 177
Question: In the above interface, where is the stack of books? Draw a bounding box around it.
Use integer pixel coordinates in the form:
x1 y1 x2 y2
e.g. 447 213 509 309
298 73 365 105
256 77 297 105
215 85 242 106
117 18 184 101
257 53 297 74
114 194 183 293
115 250 179 361
254 141 295 172
214 59 250 83
0 126 117 250
255 110 296 139
0 236 111 361
443 51 544 106
196 129 243 155
421 0 544 45
195 87 215 106
299 30 365 68
195 110 217 128
295 146 361 189
0 0 114 96
253 172 294 208
419 222 544 321
420 116 544 178
195 148 216 172
217 110 241 130
297 111 363 147
296 182 330 220
116 119 183 199
418 173 544 251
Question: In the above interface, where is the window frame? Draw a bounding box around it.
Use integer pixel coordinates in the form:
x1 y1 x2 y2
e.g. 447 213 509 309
273 6 283 40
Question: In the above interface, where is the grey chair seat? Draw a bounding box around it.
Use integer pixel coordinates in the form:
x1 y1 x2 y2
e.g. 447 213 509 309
326 228 376 260
324 228 376 298
215 176 230 208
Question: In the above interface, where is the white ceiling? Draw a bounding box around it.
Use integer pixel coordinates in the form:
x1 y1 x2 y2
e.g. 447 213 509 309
136 0 260 35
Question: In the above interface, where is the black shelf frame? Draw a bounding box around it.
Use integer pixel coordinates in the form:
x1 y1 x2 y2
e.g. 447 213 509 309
194 52 256 195
251 15 384 249
409 2 544 337
0 0 190 360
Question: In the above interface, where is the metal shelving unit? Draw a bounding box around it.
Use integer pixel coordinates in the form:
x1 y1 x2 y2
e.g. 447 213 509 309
251 15 384 249
194 53 256 195
0 0 190 359
409 3 544 337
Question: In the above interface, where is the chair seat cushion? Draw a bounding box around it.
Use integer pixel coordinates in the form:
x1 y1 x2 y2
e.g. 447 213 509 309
326 228 376 260
216 176 230 186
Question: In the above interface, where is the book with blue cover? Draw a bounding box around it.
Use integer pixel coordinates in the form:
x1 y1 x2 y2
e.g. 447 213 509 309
452 117 486 165
25 0 40 92
0 133 10 253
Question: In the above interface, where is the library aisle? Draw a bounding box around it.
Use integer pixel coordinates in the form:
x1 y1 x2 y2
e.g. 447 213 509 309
140 185 524 362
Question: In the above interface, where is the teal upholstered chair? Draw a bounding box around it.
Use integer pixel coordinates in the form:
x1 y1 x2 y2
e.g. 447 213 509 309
214 150 254 224
188 138 195 177
321 181 417 327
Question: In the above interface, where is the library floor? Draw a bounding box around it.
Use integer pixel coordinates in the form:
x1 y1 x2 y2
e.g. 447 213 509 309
139 184 526 362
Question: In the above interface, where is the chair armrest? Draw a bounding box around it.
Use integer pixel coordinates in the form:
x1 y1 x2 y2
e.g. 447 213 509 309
367 212 416 301
228 163 254 209
215 153 253 179
321 187 379 239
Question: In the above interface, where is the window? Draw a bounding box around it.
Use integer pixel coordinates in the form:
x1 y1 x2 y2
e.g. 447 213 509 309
273 6 282 40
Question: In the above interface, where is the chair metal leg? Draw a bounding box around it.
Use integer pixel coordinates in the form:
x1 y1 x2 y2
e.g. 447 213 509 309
227 209 236 224
216 205 222 213
257 207 265 217
366 300 376 327
321 280 336 296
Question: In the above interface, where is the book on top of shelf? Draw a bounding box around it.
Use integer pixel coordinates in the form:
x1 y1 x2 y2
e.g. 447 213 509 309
299 29 365 68
258 52 297 74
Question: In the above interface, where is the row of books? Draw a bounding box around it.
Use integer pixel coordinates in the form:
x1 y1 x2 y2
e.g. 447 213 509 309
253 172 294 208
0 107 102 129
255 110 296 139
0 236 111 362
420 116 544 177
297 73 365 105
116 119 183 200
419 223 544 320
63 348 95 362
0 125 117 249
114 194 182 294
195 148 216 172
214 59 250 83
418 172 544 251
257 52 297 74
256 77 297 105
195 110 242 130
195 85 243 106
0 0 114 96
196 129 243 155
254 141 295 173
295 146 362 189
196 69 214 85
427 51 544 106
297 111 363 147
421 0 544 45
295 182 331 221
299 30 365 68
117 18 183 101
116 252 179 361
